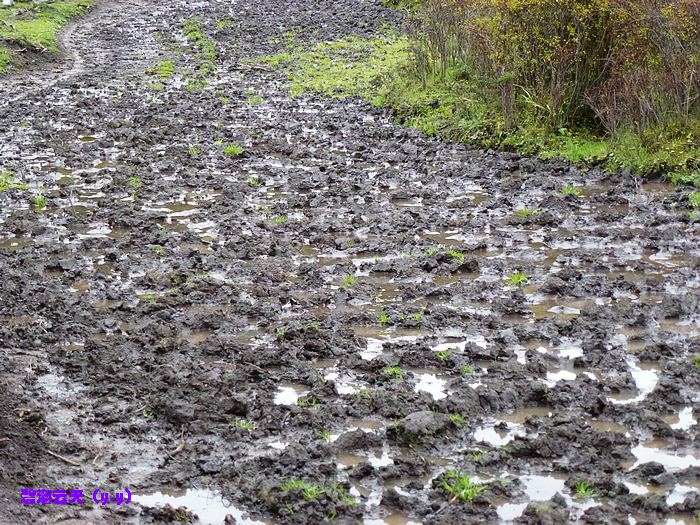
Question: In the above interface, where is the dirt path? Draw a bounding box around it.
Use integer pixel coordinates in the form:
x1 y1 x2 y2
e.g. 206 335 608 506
0 1 698 524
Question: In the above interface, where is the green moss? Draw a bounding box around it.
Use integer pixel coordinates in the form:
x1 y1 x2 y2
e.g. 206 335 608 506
147 60 175 80
260 33 410 107
0 0 92 72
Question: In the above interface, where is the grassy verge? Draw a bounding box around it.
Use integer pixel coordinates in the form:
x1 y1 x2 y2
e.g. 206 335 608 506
0 0 93 73
260 32 700 190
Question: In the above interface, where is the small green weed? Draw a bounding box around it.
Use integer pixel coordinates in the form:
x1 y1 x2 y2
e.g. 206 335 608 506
441 470 485 502
436 349 451 361
411 307 426 322
378 310 390 325
231 418 256 431
32 192 46 210
224 143 244 156
460 365 475 375
560 184 582 197
448 413 466 425
356 388 371 400
247 176 262 187
270 215 287 225
297 396 318 408
342 275 357 288
515 209 540 218
574 480 597 499
128 176 142 191
447 248 465 263
505 271 528 287
382 365 405 380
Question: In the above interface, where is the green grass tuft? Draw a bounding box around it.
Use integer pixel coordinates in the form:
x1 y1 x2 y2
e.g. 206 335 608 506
440 470 486 502
505 271 528 287
224 143 244 156
382 365 405 380
574 480 597 499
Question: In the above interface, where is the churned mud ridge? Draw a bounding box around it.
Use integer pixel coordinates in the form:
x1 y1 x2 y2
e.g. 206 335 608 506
0 1 698 524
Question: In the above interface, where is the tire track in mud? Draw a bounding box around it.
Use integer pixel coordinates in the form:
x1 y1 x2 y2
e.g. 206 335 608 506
0 1 699 524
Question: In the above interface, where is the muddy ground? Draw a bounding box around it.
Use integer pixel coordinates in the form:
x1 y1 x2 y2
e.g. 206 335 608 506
0 1 698 524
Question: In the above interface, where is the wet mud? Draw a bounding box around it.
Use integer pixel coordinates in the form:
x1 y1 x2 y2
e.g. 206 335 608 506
0 1 698 524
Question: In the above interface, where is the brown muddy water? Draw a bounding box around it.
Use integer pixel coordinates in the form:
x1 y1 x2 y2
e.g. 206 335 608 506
0 0 698 524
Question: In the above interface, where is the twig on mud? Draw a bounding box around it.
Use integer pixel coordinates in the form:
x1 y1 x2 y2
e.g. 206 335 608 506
165 427 186 460
0 438 10 443
131 404 148 416
93 453 100 465
47 449 81 467
240 361 266 374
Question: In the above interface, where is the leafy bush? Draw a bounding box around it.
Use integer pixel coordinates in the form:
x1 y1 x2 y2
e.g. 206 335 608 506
407 0 700 135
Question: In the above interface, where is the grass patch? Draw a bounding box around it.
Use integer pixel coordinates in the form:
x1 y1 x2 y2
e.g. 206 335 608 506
147 59 175 80
280 479 356 507
260 32 410 107
280 479 326 501
447 248 465 264
181 17 218 91
0 170 28 191
0 0 93 72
